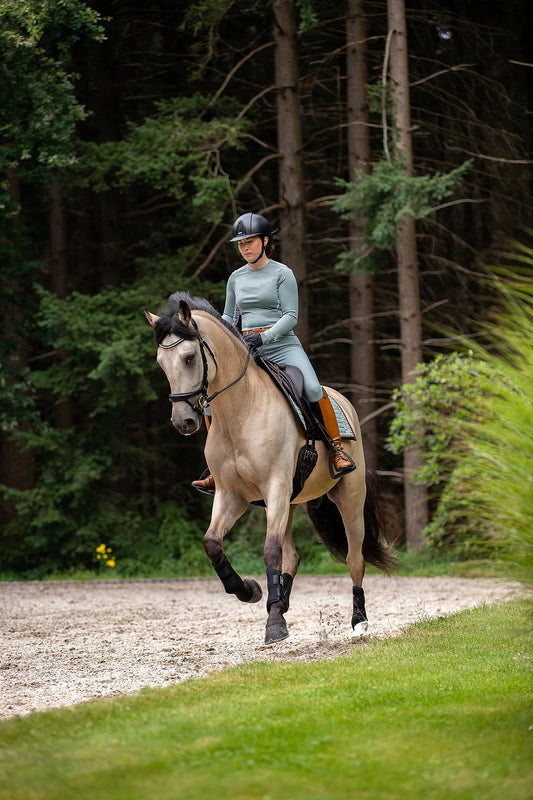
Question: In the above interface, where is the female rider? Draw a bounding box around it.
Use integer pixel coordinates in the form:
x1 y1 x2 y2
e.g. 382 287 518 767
192 212 355 492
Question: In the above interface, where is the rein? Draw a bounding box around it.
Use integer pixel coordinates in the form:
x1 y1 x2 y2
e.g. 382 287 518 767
161 320 251 414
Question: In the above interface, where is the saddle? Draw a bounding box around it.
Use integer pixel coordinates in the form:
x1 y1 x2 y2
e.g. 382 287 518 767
254 355 328 443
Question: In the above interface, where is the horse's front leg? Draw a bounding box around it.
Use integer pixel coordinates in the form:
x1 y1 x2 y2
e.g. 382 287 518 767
203 492 262 604
263 491 293 645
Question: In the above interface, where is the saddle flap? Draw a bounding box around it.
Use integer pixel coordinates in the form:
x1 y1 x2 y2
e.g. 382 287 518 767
254 355 356 442
279 364 305 397
256 356 305 405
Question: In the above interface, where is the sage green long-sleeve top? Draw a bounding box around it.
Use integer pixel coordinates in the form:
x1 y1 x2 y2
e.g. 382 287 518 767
222 259 323 402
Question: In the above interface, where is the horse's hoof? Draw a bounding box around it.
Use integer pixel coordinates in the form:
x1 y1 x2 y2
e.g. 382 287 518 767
264 622 289 645
351 620 369 637
242 578 262 603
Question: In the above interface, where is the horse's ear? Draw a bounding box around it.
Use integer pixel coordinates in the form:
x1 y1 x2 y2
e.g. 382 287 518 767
178 300 192 326
144 309 160 328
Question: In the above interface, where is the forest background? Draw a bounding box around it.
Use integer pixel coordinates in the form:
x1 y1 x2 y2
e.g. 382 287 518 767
1 0 531 578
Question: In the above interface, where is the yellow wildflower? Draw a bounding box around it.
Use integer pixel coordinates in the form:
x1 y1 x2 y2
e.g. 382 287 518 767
95 543 116 568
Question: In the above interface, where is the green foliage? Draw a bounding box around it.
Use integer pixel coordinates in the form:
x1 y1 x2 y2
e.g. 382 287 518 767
457 265 533 577
0 355 36 433
1 427 117 573
332 158 471 272
181 0 235 38
1 601 530 800
0 428 207 577
73 93 248 255
366 79 391 116
0 0 106 429
100 501 209 579
386 352 494 488
387 250 533 572
1 8 244 578
223 505 348 576
180 0 236 77
0 0 104 184
386 352 498 555
295 0 319 33
33 284 158 409
0 277 216 576
76 95 247 203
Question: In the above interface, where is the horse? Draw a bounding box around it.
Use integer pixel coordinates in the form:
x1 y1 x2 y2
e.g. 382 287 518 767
145 292 394 644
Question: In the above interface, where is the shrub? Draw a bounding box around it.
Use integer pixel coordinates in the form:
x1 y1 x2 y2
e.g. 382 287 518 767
387 244 533 575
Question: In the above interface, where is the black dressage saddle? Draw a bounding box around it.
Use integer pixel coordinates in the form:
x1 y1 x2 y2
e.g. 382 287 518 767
254 355 328 444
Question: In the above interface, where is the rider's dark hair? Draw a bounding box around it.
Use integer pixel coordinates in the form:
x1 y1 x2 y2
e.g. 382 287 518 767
265 227 278 258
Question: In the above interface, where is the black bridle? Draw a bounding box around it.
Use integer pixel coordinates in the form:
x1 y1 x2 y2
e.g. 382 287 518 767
159 321 251 415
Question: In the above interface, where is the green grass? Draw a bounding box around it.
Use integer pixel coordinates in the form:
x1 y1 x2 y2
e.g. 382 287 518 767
1 600 531 800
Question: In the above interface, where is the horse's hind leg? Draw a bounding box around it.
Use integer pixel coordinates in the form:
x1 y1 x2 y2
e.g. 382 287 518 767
280 505 299 612
203 493 262 604
329 475 369 636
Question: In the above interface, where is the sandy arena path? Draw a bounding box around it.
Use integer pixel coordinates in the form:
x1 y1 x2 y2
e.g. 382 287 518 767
0 575 525 719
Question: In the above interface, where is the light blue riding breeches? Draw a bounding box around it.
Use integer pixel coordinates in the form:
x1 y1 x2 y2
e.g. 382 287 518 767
257 335 324 404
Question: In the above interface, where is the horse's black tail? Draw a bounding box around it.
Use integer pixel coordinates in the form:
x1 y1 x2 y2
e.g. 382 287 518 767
306 469 396 574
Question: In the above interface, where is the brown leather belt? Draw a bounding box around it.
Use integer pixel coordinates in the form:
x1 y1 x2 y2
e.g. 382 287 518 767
242 327 270 335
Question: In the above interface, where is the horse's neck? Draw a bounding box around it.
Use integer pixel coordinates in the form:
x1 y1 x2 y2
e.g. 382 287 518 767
195 314 260 404
196 314 297 448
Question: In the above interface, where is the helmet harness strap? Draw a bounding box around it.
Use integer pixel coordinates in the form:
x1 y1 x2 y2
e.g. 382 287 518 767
249 236 268 264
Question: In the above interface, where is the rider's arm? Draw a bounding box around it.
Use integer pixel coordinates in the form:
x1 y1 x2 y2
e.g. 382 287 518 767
222 274 240 328
260 267 299 344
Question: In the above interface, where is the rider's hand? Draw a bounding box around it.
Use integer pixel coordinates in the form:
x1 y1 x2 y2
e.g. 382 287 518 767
243 332 263 351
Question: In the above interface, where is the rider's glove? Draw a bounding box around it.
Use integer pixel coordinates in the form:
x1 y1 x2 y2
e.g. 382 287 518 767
243 332 263 351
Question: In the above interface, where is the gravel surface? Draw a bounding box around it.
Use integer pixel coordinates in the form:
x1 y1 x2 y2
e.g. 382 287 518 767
0 575 525 719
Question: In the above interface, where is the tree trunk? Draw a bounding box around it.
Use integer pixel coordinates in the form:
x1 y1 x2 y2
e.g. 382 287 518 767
0 170 34 527
387 0 428 547
346 0 377 470
272 0 308 347
49 180 73 430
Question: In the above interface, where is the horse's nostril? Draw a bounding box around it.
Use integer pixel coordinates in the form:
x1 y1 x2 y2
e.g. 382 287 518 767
172 415 198 435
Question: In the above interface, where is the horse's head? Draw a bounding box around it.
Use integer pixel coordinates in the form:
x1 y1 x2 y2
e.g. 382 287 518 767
145 300 209 436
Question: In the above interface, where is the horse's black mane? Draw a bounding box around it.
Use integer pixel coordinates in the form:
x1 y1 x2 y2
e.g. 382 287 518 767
153 291 242 346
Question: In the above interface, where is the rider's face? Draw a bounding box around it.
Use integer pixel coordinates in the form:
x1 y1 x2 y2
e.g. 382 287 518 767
238 236 264 263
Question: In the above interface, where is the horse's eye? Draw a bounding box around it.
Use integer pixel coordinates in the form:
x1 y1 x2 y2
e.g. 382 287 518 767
185 353 195 366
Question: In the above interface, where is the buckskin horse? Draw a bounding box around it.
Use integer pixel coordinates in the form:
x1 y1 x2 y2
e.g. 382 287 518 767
145 292 394 644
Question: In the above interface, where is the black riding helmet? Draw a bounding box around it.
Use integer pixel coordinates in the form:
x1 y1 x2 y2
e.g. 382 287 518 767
230 212 272 242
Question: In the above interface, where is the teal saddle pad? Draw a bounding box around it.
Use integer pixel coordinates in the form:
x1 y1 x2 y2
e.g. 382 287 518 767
290 394 356 441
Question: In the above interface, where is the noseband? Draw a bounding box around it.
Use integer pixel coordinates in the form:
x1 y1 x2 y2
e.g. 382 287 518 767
159 320 251 415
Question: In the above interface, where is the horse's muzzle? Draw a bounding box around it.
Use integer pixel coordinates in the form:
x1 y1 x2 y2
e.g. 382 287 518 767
171 412 201 436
